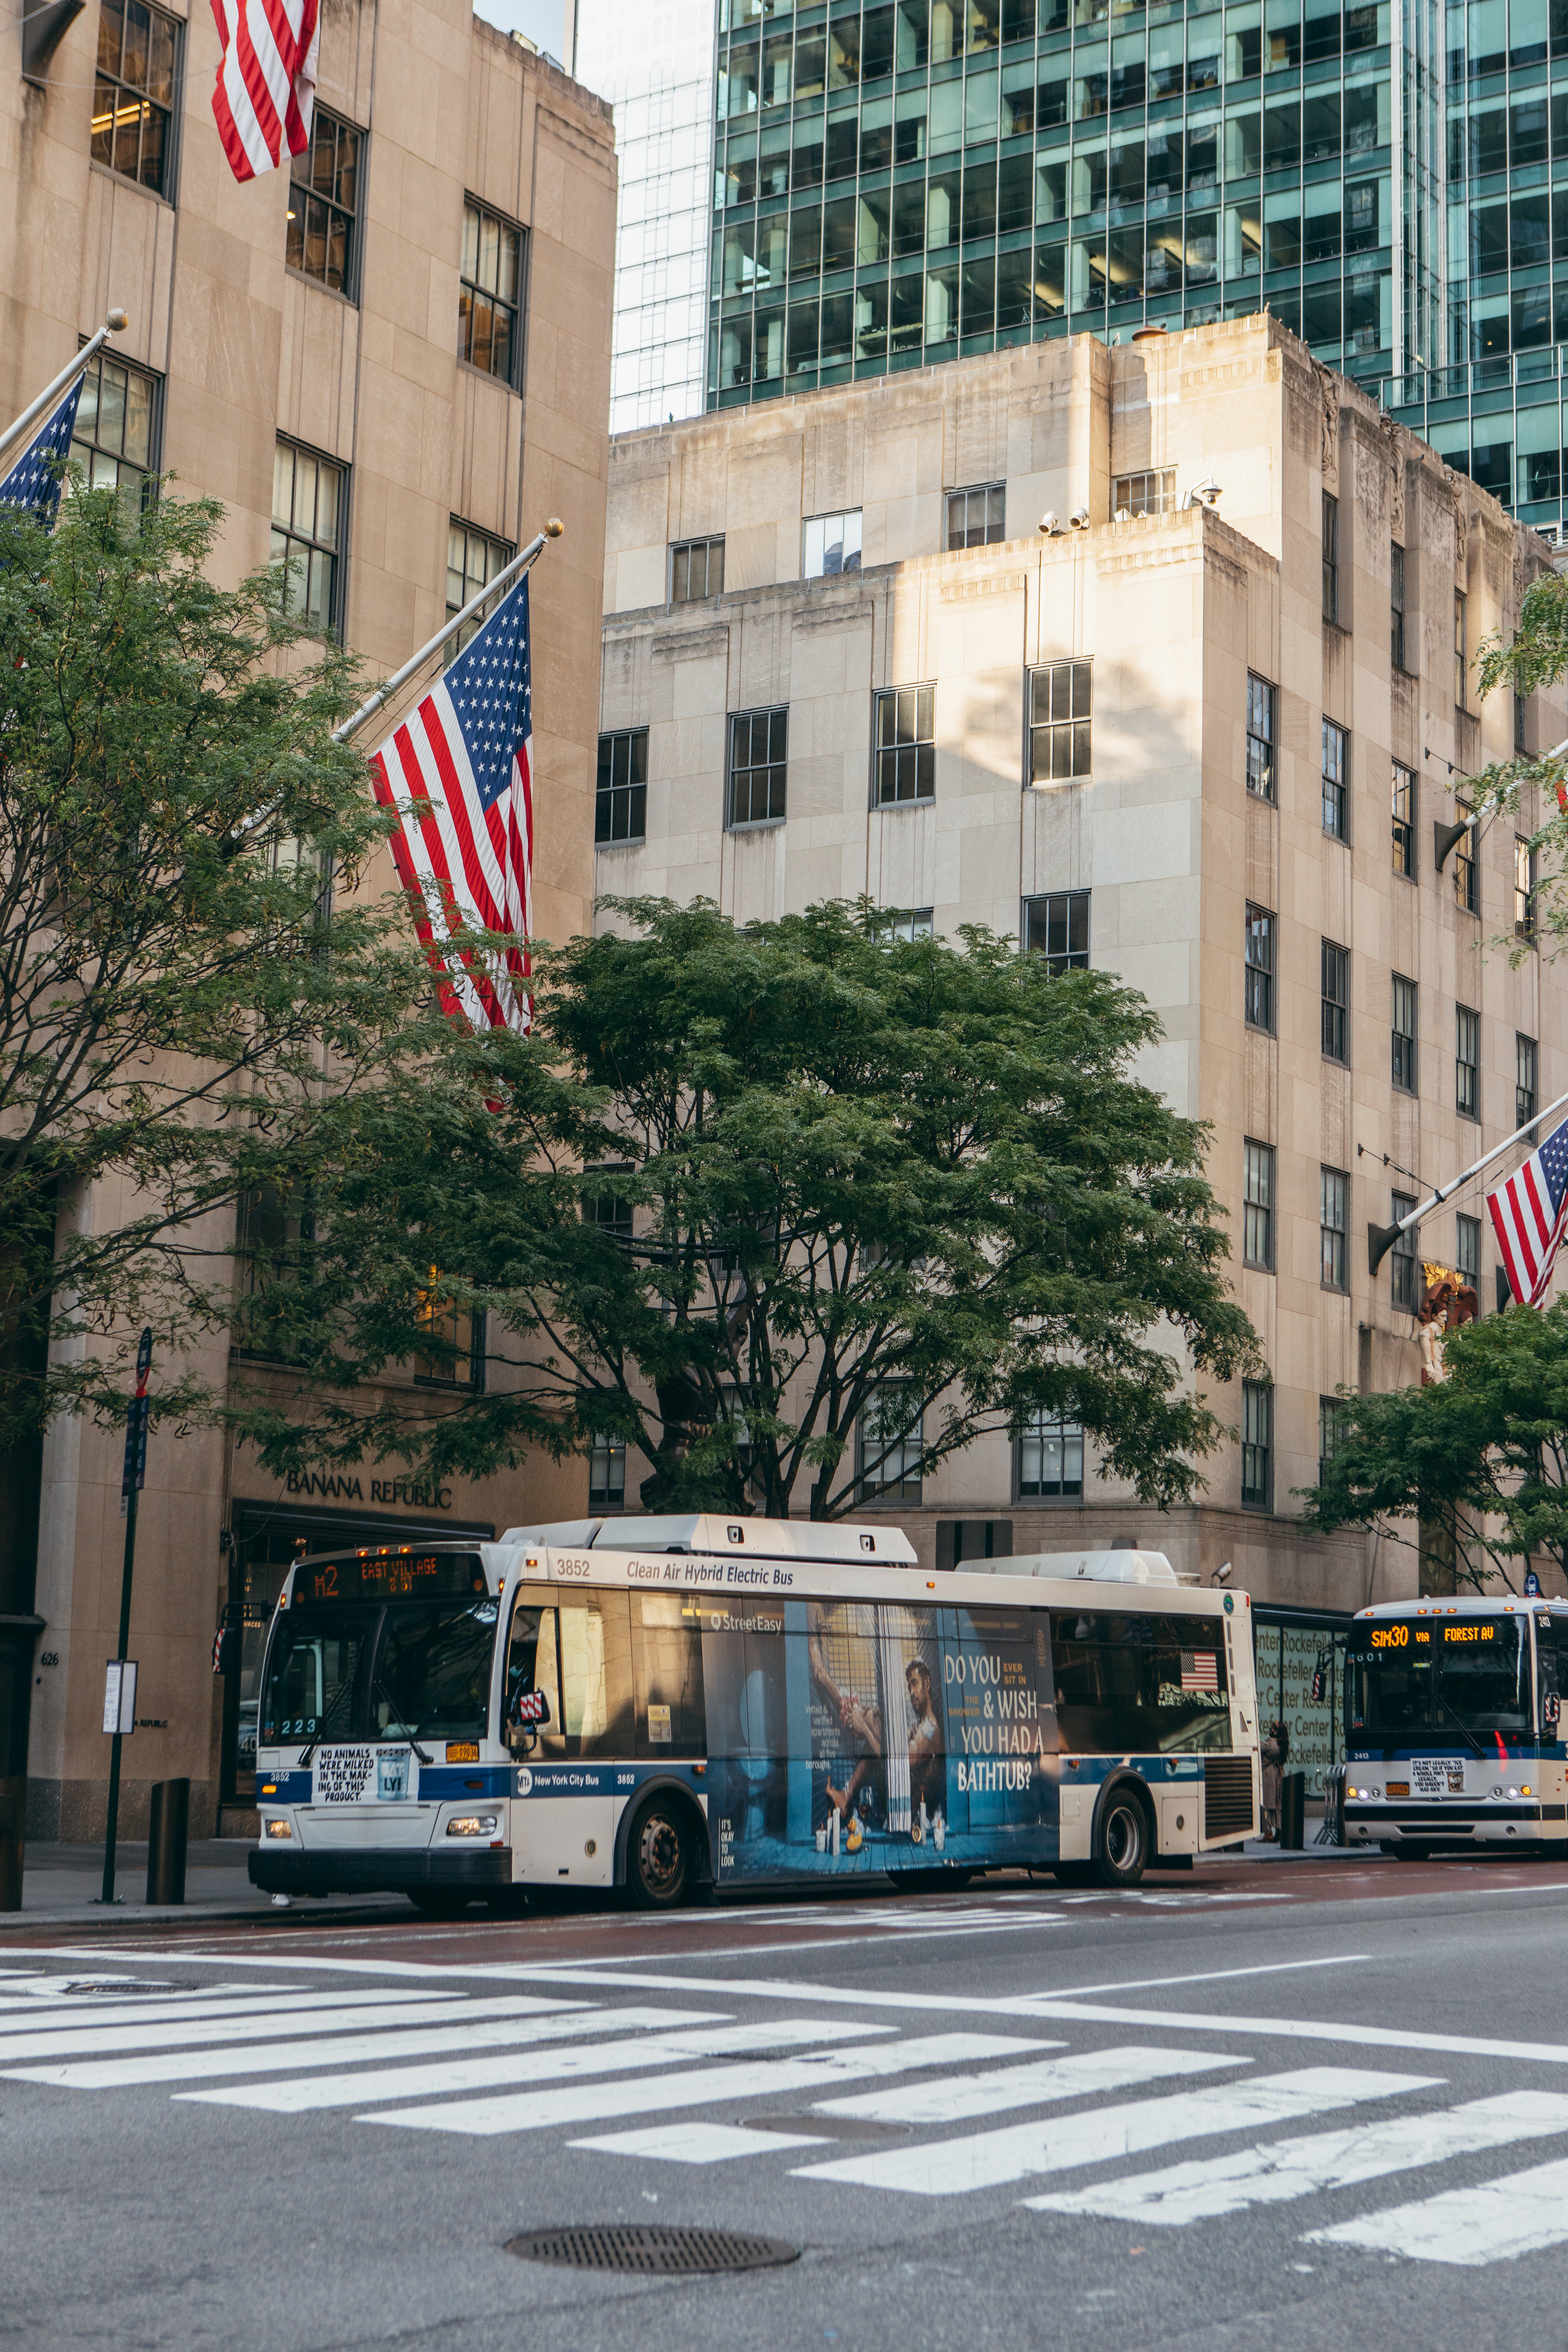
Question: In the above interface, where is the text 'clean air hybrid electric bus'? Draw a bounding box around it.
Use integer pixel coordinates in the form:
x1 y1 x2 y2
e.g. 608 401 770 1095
247 1515 1260 1913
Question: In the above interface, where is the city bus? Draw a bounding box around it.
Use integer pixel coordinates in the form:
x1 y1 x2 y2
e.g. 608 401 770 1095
247 1515 1259 1913
1344 1595 1567 1857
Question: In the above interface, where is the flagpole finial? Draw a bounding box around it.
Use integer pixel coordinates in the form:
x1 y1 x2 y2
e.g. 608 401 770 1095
106 308 130 333
545 516 564 537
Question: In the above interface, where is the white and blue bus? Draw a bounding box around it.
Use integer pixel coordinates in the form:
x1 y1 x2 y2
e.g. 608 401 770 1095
1344 1595 1567 1857
248 1515 1260 1912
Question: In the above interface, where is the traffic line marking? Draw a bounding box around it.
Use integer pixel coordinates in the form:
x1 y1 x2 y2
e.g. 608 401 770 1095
573 2122 832 2163
1307 2152 1568 2265
0 1993 584 2063
816 2044 1237 2128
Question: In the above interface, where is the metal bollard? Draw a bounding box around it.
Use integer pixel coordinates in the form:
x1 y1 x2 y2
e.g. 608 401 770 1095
1279 1769 1306 1850
145 1778 190 1905
0 1775 24 1912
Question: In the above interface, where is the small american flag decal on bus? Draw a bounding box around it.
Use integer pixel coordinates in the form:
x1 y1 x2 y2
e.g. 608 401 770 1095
1181 1652 1219 1693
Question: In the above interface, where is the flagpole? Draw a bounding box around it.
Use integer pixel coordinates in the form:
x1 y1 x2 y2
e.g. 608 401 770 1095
332 517 563 746
0 309 130 477
1367 1087 1568 1274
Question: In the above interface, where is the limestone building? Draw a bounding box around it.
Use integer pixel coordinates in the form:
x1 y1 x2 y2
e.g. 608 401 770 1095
2 0 616 1839
595 311 1566 1611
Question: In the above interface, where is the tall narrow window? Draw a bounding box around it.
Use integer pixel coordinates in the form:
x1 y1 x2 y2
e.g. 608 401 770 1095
1322 492 1339 622
1517 1034 1538 1136
946 483 1005 547
1246 673 1276 800
1243 1140 1275 1270
271 443 343 635
1516 835 1538 940
91 0 177 194
1454 799 1479 914
1320 1165 1348 1290
727 707 788 828
671 537 724 602
1028 662 1092 783
1515 688 1530 755
873 686 936 804
803 510 861 577
1390 1192 1419 1310
1390 540 1406 671
1322 720 1348 840
1241 1379 1273 1509
1456 1004 1480 1121
1244 904 1276 1033
413 1278 482 1390
1391 974 1417 1094
596 729 649 846
857 1383 923 1502
446 521 512 658
1455 587 1468 708
70 352 157 494
1023 891 1090 972
1391 762 1414 877
1321 939 1349 1063
458 199 523 383
1456 1212 1481 1287
589 1433 626 1509
287 110 361 296
234 1184 315 1359
1017 1412 1084 1497
1318 1396 1349 1485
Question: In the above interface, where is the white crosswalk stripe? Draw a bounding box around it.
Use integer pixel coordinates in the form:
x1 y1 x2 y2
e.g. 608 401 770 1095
0 1992 585 2063
812 2043 1239 2128
0 1987 474 2043
1306 2152 1568 2265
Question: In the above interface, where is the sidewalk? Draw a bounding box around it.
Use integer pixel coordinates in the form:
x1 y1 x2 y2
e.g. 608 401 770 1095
1 1840 395 1929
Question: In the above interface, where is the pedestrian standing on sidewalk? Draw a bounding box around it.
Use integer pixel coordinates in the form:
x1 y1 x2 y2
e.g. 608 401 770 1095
1261 1720 1288 1842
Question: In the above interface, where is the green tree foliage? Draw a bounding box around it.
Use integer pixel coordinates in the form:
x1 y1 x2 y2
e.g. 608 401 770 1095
1473 568 1568 957
233 897 1261 1518
1301 1300 1568 1589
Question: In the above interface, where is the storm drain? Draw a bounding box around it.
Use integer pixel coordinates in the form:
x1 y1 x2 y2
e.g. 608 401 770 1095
506 2225 799 2276
59 1978 175 1998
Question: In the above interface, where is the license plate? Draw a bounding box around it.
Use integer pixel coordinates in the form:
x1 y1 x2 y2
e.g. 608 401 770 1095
1410 1757 1465 1796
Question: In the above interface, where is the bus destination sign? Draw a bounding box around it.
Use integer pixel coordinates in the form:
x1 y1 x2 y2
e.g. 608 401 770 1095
294 1552 487 1605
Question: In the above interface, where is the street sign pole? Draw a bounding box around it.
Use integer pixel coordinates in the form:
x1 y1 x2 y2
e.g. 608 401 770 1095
99 1328 151 1906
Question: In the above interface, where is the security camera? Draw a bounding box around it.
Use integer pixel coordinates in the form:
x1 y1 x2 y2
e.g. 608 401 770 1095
1210 1559 1232 1585
1039 510 1062 535
1181 476 1223 511
1068 506 1090 529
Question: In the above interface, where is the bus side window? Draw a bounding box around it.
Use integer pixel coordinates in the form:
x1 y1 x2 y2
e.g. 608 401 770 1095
1538 1621 1561 1732
633 1595 707 1757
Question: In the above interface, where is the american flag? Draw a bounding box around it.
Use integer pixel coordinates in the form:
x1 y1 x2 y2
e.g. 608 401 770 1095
1488 1117 1568 1308
369 574 533 1035
0 379 83 521
1181 1651 1219 1693
209 0 319 185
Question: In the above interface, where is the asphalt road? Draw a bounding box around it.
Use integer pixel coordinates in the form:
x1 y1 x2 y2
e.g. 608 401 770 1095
6 1854 1568 2352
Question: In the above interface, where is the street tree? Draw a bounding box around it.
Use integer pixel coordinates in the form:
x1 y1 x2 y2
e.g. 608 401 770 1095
1471 567 1568 958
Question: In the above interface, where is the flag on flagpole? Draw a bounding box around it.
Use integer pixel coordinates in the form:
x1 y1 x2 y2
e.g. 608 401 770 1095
0 378 85 521
209 0 319 184
368 574 534 1036
1486 1117 1568 1307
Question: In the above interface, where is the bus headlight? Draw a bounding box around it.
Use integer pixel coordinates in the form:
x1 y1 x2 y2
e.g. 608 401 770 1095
264 1819 293 1840
446 1815 499 1838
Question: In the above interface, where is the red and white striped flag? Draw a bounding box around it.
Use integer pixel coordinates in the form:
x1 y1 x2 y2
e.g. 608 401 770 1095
369 575 534 1036
210 0 320 184
1487 1117 1568 1308
1181 1652 1219 1693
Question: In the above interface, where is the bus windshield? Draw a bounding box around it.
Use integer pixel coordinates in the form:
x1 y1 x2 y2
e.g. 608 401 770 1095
260 1597 500 1747
1347 1617 1531 1743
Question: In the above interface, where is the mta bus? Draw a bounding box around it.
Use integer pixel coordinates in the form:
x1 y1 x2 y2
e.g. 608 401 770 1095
1344 1595 1567 1857
247 1515 1260 1913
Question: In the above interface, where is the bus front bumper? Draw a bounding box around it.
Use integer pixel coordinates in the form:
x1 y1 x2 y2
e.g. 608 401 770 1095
1346 1802 1565 1845
248 1848 514 1897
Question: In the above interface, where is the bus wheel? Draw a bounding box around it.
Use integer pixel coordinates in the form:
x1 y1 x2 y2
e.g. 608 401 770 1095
1093 1790 1149 1888
627 1796 691 1909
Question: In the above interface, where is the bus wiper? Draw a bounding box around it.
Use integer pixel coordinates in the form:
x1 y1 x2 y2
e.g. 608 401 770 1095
1437 1692 1484 1754
299 1673 355 1769
372 1670 432 1766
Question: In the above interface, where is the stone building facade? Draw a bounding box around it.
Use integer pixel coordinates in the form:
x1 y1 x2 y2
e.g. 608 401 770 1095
595 312 1566 1610
3 0 617 1838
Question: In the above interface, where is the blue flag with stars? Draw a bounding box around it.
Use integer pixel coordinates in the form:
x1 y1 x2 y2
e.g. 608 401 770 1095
0 378 84 523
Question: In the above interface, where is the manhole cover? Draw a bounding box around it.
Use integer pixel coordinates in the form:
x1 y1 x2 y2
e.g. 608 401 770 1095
506 2224 799 2276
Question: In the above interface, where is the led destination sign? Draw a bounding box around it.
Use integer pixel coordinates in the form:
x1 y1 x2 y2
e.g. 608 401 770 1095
293 1552 487 1604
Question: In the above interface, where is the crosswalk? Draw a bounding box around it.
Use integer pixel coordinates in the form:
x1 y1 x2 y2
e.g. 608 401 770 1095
3 1960 1568 2267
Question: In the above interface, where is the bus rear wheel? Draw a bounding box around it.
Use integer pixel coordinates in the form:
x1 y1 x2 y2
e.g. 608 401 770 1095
627 1796 692 1909
1093 1790 1150 1888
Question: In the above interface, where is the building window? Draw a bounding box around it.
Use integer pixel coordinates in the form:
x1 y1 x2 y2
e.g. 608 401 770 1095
596 729 648 846
1321 1165 1348 1292
1246 674 1276 801
1455 588 1467 708
803 510 861 578
1454 800 1479 915
589 1434 626 1509
1390 541 1406 671
1322 719 1348 840
1023 891 1089 973
234 1184 314 1359
413 1280 482 1389
271 442 343 636
880 907 934 941
1028 662 1092 785
70 351 156 492
1456 1005 1480 1122
1391 974 1417 1094
1515 689 1530 756
1241 1379 1272 1510
1517 1034 1538 1136
1318 1396 1349 1485
1516 836 1538 940
286 110 361 297
1113 469 1174 517
1391 1192 1419 1311
1017 1412 1083 1498
582 1169 634 1239
873 685 935 805
857 1383 923 1503
458 199 523 384
1244 904 1275 1033
1243 1140 1275 1271
671 537 724 602
446 521 512 658
727 706 788 828
91 0 176 195
947 484 1005 548
1321 939 1349 1064
1391 762 1414 878
1322 492 1339 622
1457 1212 1481 1287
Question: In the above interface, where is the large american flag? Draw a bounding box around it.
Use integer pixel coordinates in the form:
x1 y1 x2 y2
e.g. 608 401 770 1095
209 0 319 184
1488 1117 1568 1308
369 574 533 1035
0 379 83 521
